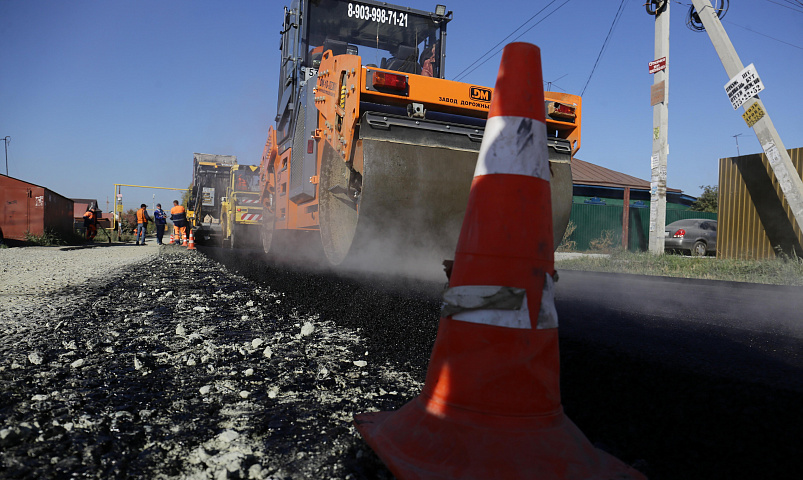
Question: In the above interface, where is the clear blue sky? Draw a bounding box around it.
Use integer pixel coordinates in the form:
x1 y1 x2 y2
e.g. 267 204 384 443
1 0 801 213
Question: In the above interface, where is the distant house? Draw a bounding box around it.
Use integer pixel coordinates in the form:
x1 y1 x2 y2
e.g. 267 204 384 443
565 159 711 252
571 158 695 208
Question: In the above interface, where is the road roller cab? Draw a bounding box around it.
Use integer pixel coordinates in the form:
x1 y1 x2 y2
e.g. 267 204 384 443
259 0 581 276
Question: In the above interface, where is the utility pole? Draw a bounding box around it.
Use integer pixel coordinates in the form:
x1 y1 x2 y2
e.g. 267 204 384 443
647 1 669 254
691 0 803 236
2 136 9 176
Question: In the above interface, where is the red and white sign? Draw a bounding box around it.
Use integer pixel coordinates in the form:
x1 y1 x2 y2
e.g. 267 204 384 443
237 213 262 222
649 57 667 74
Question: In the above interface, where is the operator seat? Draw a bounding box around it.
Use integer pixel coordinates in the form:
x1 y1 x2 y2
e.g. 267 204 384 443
385 45 421 74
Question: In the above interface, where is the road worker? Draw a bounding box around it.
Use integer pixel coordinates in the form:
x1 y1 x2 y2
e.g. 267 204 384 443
419 41 439 77
83 204 98 241
170 200 188 245
153 203 167 245
135 204 152 245
236 174 247 190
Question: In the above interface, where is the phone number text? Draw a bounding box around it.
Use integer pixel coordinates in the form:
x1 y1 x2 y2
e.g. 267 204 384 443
347 3 408 27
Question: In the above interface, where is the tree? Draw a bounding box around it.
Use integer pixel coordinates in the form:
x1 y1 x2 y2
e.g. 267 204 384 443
120 209 137 233
181 183 193 208
690 185 718 213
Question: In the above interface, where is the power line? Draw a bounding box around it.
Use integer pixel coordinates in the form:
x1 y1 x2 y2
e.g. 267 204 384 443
508 1 572 44
451 0 569 83
782 0 803 7
451 0 560 82
724 20 803 50
765 0 803 13
581 0 629 96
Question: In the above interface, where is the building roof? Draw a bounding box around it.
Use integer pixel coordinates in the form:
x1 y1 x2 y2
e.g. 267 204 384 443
1 174 74 200
571 158 681 193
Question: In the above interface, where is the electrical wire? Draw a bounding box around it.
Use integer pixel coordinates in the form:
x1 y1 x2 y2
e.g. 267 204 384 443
765 0 803 14
451 0 560 82
686 0 802 49
451 0 569 83
508 1 572 43
724 20 803 50
580 0 628 96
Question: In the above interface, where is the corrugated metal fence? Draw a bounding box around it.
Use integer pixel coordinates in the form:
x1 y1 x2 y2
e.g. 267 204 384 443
718 147 802 259
566 203 717 252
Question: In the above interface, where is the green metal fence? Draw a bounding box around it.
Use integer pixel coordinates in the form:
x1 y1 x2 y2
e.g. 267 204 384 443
565 203 717 252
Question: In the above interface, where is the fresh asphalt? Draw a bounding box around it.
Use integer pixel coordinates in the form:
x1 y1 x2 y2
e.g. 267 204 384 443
553 269 803 479
555 270 803 390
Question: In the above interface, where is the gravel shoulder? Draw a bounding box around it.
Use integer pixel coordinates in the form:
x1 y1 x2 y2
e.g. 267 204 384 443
0 243 415 479
0 244 159 295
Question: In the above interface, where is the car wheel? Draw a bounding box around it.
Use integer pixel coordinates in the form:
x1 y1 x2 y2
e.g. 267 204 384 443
692 240 707 256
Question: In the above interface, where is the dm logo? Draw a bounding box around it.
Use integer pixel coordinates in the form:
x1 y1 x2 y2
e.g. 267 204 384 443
469 86 492 102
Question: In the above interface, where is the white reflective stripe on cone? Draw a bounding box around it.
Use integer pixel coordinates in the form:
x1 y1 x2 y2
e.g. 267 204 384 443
451 274 558 330
474 115 549 180
442 285 526 315
537 274 558 329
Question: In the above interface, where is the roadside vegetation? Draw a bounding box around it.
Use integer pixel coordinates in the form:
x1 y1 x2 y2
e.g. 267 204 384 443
556 249 803 286
23 229 84 247
16 228 126 247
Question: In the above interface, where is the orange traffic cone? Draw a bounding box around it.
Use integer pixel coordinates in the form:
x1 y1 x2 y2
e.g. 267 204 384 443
181 232 187 246
168 232 174 245
187 229 196 250
354 43 645 480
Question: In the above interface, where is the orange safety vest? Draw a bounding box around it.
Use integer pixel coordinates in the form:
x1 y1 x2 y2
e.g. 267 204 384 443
170 205 187 226
136 208 149 224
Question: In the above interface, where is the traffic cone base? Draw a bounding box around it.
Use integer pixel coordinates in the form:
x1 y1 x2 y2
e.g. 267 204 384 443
355 398 641 480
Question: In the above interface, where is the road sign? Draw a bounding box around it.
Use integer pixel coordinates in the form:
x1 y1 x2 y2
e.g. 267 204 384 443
648 57 667 74
724 63 764 110
742 103 765 128
650 81 665 106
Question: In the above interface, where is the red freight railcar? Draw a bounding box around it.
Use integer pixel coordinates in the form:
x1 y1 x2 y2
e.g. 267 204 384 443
0 175 74 242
